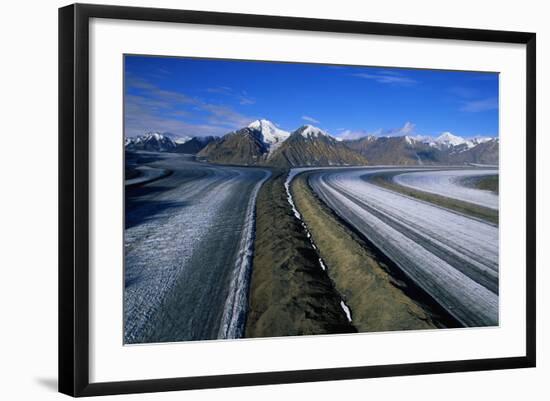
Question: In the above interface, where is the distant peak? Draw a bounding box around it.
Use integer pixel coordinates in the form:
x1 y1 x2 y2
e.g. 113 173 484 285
435 131 465 146
145 131 163 139
436 131 462 140
247 119 289 149
298 125 330 138
471 136 494 143
248 119 276 129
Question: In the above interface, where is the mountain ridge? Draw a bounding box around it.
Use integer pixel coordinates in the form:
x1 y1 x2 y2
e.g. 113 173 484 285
267 125 368 167
125 122 498 167
344 134 498 166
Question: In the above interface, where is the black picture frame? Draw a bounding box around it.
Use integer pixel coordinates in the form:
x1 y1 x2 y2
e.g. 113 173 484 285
59 3 536 397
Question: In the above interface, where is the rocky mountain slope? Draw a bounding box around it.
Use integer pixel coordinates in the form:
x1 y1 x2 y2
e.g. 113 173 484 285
197 127 268 165
268 125 368 167
345 136 432 165
446 138 499 165
345 133 498 166
197 120 290 165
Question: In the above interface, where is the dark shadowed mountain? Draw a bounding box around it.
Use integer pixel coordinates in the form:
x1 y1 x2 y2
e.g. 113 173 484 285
197 128 268 165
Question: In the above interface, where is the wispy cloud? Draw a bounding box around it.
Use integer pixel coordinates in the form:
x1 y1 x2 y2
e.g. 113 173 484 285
125 78 256 137
238 97 256 105
384 121 416 136
449 86 479 99
127 76 195 105
206 86 256 105
460 97 498 112
448 84 498 113
206 86 233 95
201 103 255 127
125 111 231 138
126 76 157 91
157 67 171 75
351 70 418 86
302 115 320 124
369 121 416 137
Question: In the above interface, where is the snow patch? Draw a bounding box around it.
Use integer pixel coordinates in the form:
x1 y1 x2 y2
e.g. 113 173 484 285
285 170 329 272
435 132 466 147
340 301 352 322
300 125 330 139
248 119 290 154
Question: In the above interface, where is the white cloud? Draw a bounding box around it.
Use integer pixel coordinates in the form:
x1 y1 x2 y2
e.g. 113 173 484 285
301 115 320 124
390 121 416 136
239 97 256 105
125 77 257 137
460 97 498 112
351 71 418 86
206 87 256 105
449 86 479 99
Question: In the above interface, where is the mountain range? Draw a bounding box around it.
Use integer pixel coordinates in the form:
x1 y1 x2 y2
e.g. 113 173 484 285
125 132 217 154
345 132 498 166
125 132 178 152
125 120 498 167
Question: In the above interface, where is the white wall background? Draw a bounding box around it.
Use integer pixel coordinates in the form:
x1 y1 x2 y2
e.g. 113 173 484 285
0 0 546 399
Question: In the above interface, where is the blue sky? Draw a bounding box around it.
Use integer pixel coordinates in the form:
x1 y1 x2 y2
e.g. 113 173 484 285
124 55 499 139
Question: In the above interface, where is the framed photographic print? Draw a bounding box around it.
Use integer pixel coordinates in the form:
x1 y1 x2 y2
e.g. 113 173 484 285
58 3 536 397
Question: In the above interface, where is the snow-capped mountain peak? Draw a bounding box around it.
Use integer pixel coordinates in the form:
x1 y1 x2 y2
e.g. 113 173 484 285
248 119 275 131
299 125 331 139
470 136 493 145
248 119 290 145
145 132 164 140
435 132 466 147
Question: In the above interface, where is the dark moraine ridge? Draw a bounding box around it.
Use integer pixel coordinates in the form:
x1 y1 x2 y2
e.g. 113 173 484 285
245 170 356 337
